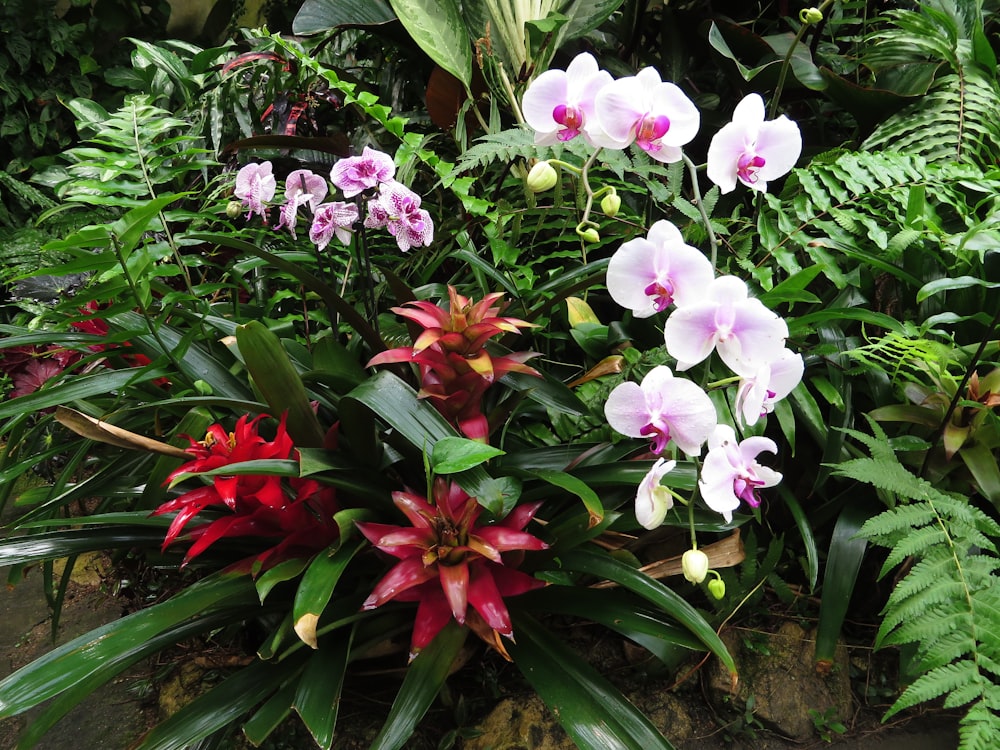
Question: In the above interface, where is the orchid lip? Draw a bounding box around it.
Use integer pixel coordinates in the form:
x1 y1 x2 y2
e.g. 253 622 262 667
737 153 766 183
552 103 584 140
636 114 671 150
644 279 675 311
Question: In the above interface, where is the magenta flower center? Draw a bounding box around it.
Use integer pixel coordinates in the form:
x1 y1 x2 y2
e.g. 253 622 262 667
644 277 676 311
733 473 765 507
552 104 584 141
635 114 671 152
640 419 671 455
737 152 766 183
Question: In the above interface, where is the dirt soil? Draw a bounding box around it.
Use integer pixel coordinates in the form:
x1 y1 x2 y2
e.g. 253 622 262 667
0 553 960 750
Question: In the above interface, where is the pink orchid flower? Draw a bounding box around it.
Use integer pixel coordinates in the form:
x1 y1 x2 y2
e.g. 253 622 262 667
594 67 700 162
606 219 715 317
356 480 547 658
365 182 433 252
635 457 677 529
521 52 618 147
663 275 788 377
706 93 802 194
604 365 717 457
309 201 359 251
735 348 804 427
275 169 328 238
331 146 396 198
699 424 782 523
234 162 277 221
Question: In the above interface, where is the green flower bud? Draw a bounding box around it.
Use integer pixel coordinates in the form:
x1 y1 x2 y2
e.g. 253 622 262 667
708 577 726 600
600 192 621 217
526 161 558 193
579 227 601 244
226 201 243 219
799 7 823 24
682 548 709 584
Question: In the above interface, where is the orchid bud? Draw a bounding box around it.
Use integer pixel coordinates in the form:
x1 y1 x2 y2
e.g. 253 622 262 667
526 161 558 193
226 201 243 219
600 192 621 217
682 548 709 584
708 577 726 599
799 7 823 24
579 227 601 244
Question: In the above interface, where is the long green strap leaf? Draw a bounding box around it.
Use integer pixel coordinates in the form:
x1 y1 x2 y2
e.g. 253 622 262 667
369 621 468 750
0 571 257 717
557 549 736 675
508 612 677 750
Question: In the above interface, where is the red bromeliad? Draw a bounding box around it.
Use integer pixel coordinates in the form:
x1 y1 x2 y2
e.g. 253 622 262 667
154 413 339 569
356 479 548 659
367 287 540 441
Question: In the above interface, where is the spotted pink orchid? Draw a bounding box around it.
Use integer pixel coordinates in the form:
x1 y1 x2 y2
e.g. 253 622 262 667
734 348 804 427
521 52 617 147
367 287 540 440
606 219 715 317
356 479 547 658
365 182 434 252
663 275 788 378
330 146 396 198
699 424 782 523
309 201 360 251
275 169 328 239
154 413 339 569
234 162 277 221
604 365 716 457
706 93 802 194
595 67 700 162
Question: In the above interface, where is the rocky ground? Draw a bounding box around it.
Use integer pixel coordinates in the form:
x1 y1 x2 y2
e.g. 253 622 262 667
0 544 959 750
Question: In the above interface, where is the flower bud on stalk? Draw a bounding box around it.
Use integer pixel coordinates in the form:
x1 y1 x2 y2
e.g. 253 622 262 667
579 227 601 244
601 191 621 217
799 7 823 23
526 161 558 193
226 201 243 219
708 577 726 599
682 548 710 584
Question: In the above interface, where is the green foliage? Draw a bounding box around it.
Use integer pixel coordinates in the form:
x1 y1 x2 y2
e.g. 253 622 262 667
843 420 1000 749
0 0 169 174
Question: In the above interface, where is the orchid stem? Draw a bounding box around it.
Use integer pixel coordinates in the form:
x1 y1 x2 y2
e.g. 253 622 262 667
768 0 834 120
682 153 719 269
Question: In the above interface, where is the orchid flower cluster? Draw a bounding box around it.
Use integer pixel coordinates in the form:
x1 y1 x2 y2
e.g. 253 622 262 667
522 55 805 568
232 146 434 253
522 52 802 245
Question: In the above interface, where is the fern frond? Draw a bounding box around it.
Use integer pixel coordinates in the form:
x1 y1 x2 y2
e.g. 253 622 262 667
455 128 540 175
863 70 1000 169
848 425 1000 744
958 701 1000 750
